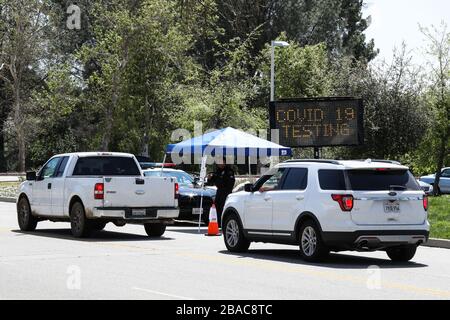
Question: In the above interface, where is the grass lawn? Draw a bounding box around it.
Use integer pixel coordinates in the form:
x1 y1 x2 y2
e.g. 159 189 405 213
428 195 450 239
0 181 20 198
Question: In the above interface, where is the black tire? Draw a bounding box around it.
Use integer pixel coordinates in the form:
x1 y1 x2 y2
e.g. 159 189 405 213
386 245 417 262
17 196 38 231
298 220 329 262
70 201 92 238
223 214 250 252
144 223 166 237
91 221 107 231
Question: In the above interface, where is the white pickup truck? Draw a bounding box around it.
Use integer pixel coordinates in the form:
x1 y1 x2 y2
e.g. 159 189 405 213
17 152 179 238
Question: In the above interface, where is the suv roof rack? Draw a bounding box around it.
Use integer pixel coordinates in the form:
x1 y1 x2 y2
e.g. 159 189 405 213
283 159 342 165
358 159 401 165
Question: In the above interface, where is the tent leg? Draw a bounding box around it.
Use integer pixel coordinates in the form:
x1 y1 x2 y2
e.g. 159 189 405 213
161 153 167 172
198 155 207 233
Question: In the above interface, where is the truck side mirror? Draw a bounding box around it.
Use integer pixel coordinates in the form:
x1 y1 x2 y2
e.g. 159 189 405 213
26 171 36 181
244 183 253 192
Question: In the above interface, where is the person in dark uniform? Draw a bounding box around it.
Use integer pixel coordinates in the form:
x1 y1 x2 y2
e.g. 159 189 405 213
206 157 235 226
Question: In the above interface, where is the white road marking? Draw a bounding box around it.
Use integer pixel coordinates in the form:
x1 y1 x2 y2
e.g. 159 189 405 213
132 286 194 300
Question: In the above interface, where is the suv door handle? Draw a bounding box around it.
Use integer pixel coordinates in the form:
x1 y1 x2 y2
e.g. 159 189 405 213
47 183 52 189
264 196 271 201
296 195 304 200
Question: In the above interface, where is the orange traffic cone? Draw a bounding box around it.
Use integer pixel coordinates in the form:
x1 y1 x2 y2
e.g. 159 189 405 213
205 203 221 236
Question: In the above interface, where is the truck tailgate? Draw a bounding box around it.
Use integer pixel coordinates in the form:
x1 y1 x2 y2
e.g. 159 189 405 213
103 176 176 208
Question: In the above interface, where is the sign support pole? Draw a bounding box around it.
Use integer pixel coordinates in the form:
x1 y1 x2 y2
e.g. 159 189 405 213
314 147 320 159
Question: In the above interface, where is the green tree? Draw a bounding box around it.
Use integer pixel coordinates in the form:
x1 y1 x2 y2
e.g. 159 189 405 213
420 22 450 194
0 0 51 172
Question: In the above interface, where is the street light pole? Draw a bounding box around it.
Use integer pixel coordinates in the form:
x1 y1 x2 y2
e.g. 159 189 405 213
270 42 275 102
270 40 289 102
269 41 289 169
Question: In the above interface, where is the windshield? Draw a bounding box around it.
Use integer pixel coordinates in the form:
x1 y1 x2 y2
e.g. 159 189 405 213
144 170 194 187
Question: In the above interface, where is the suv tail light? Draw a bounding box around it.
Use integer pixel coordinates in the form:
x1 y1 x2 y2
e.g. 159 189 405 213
174 182 179 199
331 194 354 211
94 183 104 200
423 195 428 211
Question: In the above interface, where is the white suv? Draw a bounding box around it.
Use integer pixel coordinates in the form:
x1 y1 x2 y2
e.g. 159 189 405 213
222 159 429 262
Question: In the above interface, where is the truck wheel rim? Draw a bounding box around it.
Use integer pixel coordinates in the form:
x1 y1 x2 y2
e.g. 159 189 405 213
301 226 317 256
19 201 28 225
72 208 82 232
226 220 239 247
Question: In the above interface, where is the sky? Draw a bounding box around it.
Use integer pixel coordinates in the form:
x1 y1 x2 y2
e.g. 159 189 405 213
363 0 450 65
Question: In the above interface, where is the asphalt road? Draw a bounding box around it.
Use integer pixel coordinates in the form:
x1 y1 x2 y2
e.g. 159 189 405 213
1 201 450 300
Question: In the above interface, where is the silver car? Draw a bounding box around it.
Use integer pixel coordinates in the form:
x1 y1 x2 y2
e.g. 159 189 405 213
419 167 450 194
417 180 434 195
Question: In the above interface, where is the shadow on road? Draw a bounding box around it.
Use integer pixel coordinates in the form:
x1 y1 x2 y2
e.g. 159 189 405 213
167 227 209 235
12 228 175 242
219 249 428 269
173 220 207 227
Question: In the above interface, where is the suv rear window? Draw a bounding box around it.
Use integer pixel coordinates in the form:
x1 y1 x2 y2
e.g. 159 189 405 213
346 169 420 191
318 170 347 190
73 157 140 176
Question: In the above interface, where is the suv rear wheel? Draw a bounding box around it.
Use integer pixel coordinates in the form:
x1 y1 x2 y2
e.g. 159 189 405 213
70 201 92 238
386 245 417 262
144 223 166 237
17 196 38 231
223 214 250 252
298 220 329 262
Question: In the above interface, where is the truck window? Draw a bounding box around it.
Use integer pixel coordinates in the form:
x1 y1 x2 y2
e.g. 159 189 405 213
39 157 61 179
55 156 69 177
346 169 420 191
73 157 141 176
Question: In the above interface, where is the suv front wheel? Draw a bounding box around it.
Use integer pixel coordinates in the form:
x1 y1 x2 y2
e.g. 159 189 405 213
223 214 250 252
298 220 329 262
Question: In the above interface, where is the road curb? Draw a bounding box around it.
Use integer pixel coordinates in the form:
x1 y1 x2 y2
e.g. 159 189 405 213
423 238 450 249
0 197 16 203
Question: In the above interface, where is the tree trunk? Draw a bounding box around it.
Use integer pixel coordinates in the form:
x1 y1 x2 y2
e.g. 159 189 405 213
100 72 119 151
0 121 6 172
433 132 449 196
17 126 26 173
13 80 26 172
100 101 114 151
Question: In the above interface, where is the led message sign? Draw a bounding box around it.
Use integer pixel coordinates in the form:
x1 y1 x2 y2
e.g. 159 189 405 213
269 97 364 147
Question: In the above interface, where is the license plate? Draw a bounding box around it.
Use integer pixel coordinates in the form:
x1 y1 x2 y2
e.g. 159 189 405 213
384 201 400 213
192 208 203 215
132 209 146 216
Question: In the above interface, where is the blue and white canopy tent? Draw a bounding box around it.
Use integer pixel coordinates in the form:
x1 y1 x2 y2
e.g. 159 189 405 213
166 126 292 160
164 127 292 230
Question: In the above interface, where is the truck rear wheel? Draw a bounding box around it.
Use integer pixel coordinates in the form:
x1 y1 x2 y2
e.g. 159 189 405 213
70 201 92 238
144 223 166 237
92 221 107 231
17 196 38 231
